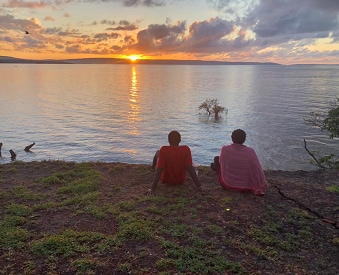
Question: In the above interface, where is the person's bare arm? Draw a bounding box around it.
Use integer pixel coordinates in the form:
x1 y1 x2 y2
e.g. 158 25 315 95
187 166 203 192
146 167 163 195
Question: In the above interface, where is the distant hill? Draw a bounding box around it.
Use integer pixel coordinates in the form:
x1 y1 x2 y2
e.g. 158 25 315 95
0 56 69 64
0 56 280 65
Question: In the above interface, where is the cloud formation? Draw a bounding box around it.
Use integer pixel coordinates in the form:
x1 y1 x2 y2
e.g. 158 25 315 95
122 0 165 7
2 0 47 8
249 0 339 38
0 0 339 63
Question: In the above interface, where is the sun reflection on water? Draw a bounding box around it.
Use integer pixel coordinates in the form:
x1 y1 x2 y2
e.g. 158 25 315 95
128 66 140 137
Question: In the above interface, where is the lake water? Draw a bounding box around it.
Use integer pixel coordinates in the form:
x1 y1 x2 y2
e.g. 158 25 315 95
0 64 338 171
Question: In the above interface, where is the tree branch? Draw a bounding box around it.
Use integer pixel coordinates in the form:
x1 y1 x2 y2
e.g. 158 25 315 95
303 139 326 169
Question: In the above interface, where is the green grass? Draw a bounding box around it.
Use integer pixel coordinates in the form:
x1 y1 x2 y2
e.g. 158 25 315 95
0 225 29 249
326 184 339 193
31 229 116 258
0 161 337 274
160 238 244 273
10 186 44 200
71 258 104 275
5 203 33 216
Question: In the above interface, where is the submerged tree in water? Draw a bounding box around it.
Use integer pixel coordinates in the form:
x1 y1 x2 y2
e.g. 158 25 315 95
199 98 227 120
304 97 339 169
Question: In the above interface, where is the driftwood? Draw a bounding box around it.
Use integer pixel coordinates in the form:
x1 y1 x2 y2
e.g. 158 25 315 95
25 142 35 152
0 142 36 159
9 149 16 160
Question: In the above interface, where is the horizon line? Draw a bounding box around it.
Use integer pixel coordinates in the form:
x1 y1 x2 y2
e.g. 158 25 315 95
1 55 339 66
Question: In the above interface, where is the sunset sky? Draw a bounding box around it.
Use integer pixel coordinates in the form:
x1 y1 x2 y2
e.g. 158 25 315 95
0 0 339 64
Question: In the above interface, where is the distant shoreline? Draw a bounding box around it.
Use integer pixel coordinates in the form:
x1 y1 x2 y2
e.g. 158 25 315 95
1 56 338 66
0 55 280 65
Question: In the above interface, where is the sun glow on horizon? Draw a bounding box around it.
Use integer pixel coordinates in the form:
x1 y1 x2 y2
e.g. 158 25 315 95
128 55 142 62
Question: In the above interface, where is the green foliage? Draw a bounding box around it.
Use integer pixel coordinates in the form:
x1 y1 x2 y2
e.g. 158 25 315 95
326 184 339 193
71 258 104 274
39 174 60 185
115 218 153 242
32 233 75 257
83 205 107 218
115 200 136 211
5 203 33 217
199 98 228 119
39 163 100 187
323 98 339 138
305 97 339 138
316 154 339 170
10 186 44 200
31 229 113 258
155 258 175 270
37 163 102 208
0 209 30 249
160 239 243 273
304 97 339 169
0 226 29 249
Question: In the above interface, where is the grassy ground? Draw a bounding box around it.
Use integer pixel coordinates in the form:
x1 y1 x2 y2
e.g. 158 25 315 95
0 161 338 274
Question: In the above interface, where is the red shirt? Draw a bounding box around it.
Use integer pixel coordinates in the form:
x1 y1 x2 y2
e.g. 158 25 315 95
157 145 193 184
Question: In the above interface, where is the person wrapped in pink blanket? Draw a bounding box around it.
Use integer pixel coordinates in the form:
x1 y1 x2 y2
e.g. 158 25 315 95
211 129 267 195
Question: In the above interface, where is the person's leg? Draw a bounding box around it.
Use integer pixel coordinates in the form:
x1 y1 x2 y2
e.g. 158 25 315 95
210 156 220 174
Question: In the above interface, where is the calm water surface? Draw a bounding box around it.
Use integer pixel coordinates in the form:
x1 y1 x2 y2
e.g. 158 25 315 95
0 64 338 170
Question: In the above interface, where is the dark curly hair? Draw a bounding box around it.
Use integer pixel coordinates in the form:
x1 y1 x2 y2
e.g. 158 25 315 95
231 129 246 144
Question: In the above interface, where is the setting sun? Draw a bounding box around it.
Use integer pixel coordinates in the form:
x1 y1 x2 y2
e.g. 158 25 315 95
128 55 142 62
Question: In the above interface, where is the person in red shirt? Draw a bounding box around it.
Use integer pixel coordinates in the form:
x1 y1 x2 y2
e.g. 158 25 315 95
147 131 203 195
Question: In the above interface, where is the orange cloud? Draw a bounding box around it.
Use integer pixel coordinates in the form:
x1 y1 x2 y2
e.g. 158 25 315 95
2 0 46 8
43 16 55 22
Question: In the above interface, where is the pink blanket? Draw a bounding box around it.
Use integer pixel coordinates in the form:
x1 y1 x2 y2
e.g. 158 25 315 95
219 144 267 195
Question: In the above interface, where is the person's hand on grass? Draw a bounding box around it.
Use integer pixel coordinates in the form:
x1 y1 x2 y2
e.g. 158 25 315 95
145 188 155 196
